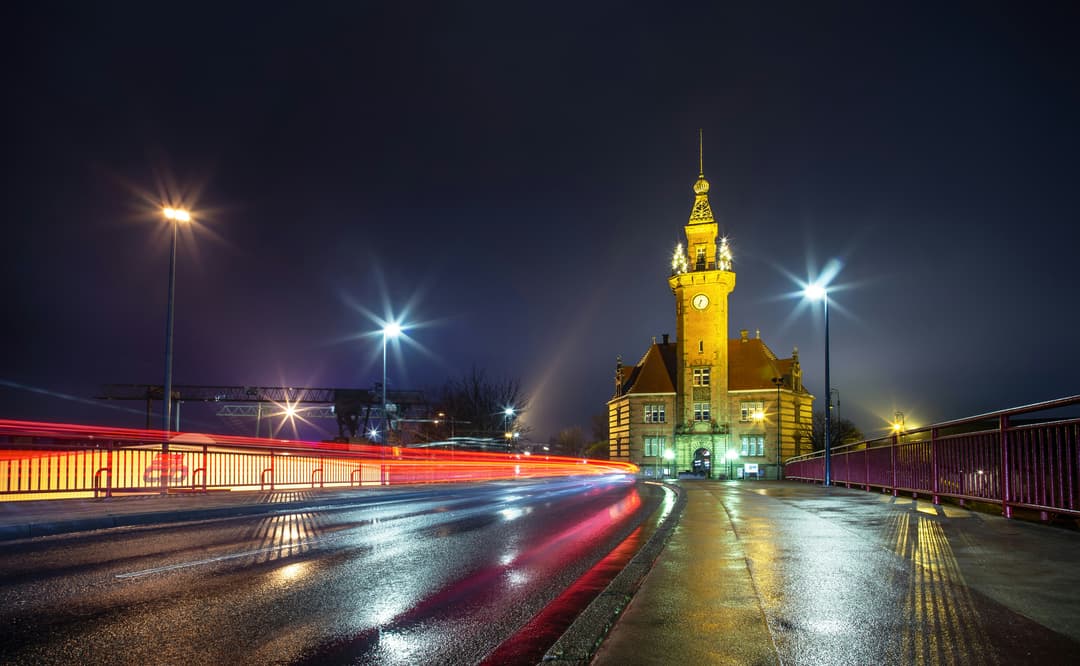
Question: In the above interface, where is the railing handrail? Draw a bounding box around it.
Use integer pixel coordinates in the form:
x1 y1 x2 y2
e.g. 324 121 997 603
785 395 1080 464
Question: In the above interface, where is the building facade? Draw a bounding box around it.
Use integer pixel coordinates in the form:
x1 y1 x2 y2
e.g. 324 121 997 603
608 158 814 479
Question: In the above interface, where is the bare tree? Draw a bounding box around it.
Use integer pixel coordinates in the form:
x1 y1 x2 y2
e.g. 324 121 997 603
549 426 587 457
798 411 863 452
590 411 608 445
434 365 528 437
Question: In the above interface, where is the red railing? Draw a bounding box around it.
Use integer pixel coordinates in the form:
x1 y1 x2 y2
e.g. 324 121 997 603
784 396 1080 519
0 420 638 500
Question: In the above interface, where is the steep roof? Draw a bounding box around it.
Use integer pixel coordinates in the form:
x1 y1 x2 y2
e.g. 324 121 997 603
729 337 789 390
620 342 677 395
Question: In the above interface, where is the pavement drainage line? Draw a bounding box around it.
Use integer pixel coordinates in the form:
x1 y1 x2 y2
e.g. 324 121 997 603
115 536 331 579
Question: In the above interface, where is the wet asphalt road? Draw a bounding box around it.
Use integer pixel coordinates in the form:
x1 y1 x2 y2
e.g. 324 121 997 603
0 475 658 665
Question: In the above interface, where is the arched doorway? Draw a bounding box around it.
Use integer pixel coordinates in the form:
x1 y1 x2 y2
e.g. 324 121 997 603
692 447 712 477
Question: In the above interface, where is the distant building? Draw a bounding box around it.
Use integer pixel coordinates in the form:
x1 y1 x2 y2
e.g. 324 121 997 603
608 152 814 478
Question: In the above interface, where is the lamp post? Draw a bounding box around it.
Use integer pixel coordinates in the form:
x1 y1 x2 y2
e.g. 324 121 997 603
725 448 739 480
831 388 841 427
772 376 784 480
382 322 402 442
161 207 191 439
504 407 515 448
159 206 190 495
663 448 675 479
805 283 831 487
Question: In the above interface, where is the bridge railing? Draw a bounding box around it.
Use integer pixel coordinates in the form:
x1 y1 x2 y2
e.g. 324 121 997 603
0 420 637 500
784 396 1080 519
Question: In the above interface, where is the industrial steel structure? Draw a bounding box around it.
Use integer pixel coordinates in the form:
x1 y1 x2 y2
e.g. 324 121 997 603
98 384 428 439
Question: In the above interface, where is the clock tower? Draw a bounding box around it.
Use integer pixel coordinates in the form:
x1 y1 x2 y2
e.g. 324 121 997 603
607 135 815 478
668 141 736 439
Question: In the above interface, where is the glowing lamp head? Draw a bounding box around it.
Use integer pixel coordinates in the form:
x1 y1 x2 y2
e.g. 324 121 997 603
892 422 902 433
504 407 515 417
804 284 827 301
284 405 297 418
663 449 675 461
726 449 740 461
383 322 402 339
163 207 191 223
752 410 765 422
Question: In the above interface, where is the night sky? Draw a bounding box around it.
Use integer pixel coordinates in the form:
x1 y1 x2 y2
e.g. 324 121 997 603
5 2 1079 442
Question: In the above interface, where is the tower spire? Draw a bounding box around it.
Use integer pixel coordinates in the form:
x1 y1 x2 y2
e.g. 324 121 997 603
689 132 714 224
698 128 704 178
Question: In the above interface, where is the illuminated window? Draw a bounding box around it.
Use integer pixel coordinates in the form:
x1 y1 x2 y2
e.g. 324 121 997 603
693 368 711 387
695 247 706 269
740 401 764 422
644 436 665 457
643 404 666 423
693 402 711 421
741 435 765 456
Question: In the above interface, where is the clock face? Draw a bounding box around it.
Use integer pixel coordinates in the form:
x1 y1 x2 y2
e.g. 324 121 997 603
692 293 709 310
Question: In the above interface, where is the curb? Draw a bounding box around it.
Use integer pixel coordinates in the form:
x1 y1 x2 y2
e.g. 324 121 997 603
541 481 687 665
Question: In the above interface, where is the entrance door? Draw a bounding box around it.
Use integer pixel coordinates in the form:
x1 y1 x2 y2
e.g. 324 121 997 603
692 447 712 477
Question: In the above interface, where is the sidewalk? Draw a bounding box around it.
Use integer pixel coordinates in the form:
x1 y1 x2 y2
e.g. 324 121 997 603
588 481 1080 665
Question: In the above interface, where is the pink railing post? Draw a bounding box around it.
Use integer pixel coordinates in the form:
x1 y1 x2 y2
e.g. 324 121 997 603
891 433 899 496
931 427 940 505
864 444 870 491
1000 414 1012 518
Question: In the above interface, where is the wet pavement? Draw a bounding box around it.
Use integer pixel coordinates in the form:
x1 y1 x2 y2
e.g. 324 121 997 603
591 481 1080 665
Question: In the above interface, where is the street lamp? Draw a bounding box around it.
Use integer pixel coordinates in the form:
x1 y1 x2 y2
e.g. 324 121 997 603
804 283 831 486
382 322 402 441
504 406 515 443
725 448 739 480
663 448 675 479
161 207 191 437
772 376 784 480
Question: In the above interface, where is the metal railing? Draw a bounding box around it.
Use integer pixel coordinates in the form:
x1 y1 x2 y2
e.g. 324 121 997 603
784 396 1080 519
0 420 638 500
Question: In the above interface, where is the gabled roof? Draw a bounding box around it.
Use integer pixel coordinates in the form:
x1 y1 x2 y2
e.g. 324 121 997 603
620 342 677 395
729 338 789 390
